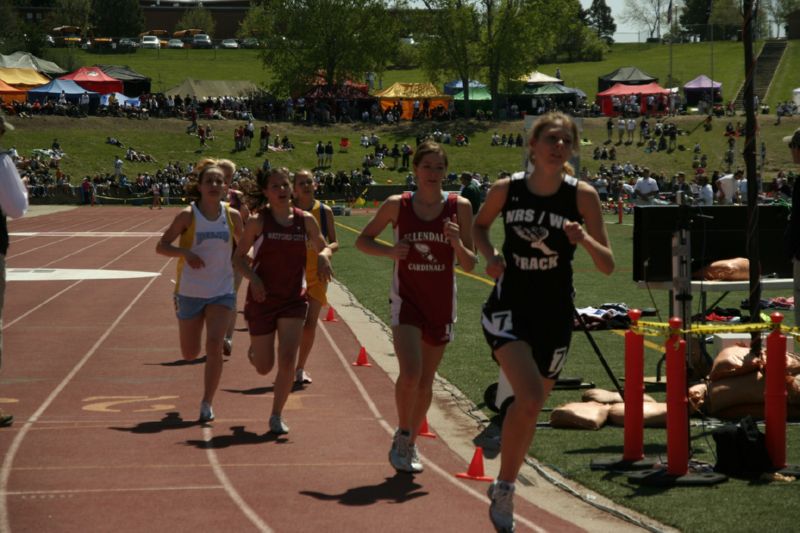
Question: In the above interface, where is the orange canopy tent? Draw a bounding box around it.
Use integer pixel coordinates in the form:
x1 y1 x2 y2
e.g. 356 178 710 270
0 67 50 90
375 82 451 120
0 79 26 104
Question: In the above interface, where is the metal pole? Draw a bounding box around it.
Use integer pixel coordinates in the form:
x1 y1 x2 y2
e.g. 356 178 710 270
742 0 761 352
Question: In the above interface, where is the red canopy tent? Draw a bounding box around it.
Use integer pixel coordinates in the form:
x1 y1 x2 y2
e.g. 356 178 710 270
59 66 123 95
596 82 669 116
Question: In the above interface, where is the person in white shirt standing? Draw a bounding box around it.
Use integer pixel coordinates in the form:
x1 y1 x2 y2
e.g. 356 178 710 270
0 115 29 427
716 169 740 205
632 170 659 205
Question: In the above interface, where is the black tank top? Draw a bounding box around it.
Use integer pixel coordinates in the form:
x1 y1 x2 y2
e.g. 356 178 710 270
0 209 7 256
491 172 582 312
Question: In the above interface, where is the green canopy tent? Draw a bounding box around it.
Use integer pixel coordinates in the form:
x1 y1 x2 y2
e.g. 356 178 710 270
452 86 492 116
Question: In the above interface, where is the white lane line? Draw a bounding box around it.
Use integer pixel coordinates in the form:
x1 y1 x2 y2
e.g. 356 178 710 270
7 218 157 260
7 485 223 496
317 321 547 533
0 258 172 532
4 237 155 329
10 232 164 238
7 268 159 281
201 427 274 533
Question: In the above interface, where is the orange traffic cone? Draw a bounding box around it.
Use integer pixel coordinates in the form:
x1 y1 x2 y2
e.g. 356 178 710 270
418 417 436 439
352 346 372 367
323 306 338 322
455 446 493 482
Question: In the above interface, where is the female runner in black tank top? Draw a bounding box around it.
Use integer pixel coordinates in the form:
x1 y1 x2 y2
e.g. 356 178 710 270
473 113 615 532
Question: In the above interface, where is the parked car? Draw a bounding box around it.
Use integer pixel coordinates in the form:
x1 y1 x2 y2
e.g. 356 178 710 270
221 39 239 49
192 34 213 49
240 37 260 49
118 37 138 49
167 38 184 49
140 35 160 49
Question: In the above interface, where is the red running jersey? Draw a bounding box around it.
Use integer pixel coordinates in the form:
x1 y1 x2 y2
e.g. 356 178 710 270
391 192 458 327
248 207 307 303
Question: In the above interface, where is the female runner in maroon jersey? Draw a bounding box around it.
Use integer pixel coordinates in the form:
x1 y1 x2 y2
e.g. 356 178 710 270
233 168 333 435
356 141 476 473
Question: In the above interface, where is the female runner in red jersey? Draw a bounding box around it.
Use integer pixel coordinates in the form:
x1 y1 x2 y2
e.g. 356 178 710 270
233 168 333 435
356 141 476 473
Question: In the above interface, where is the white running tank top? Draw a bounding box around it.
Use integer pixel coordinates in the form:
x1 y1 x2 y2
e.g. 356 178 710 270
175 202 235 298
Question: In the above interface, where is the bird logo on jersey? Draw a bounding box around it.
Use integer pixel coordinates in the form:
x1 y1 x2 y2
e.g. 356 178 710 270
413 243 437 263
512 225 556 256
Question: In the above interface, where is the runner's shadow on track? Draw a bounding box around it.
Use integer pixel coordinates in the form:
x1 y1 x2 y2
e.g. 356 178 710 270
185 425 284 448
148 356 208 367
300 474 428 506
110 411 200 434
222 386 275 395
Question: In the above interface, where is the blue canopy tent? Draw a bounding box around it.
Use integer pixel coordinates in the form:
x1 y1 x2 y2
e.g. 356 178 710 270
27 78 98 105
100 92 141 107
443 79 486 96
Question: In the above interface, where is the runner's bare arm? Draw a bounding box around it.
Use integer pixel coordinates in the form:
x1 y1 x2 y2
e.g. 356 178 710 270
445 196 477 272
322 204 339 253
233 214 265 301
304 212 333 283
155 208 204 268
355 195 409 260
473 178 510 279
567 181 615 275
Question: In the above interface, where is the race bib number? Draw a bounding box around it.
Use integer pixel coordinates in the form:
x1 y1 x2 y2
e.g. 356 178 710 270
490 310 513 334
547 347 568 377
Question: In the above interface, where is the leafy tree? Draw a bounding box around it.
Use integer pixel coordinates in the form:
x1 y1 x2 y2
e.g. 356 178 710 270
176 6 215 37
418 0 582 116
620 0 666 40
762 0 797 36
90 0 144 38
585 0 617 44
417 0 483 116
679 0 712 39
241 1 399 95
46 0 91 33
0 0 23 54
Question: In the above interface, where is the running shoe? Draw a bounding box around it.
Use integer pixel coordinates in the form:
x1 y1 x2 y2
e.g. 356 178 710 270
0 410 13 427
389 430 422 473
269 414 289 435
487 481 515 532
199 401 215 423
409 443 424 473
223 337 233 356
294 368 313 385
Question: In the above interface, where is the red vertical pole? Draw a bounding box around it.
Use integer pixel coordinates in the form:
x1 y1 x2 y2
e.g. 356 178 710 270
623 309 644 462
765 312 787 469
617 200 624 224
665 317 688 476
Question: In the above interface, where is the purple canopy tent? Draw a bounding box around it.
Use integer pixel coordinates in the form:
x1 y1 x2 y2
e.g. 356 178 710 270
683 75 722 105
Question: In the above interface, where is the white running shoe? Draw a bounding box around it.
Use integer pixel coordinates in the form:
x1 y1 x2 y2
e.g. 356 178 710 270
223 337 233 356
294 368 312 385
389 430 422 473
487 481 515 532
199 401 215 423
409 443 424 473
269 414 289 435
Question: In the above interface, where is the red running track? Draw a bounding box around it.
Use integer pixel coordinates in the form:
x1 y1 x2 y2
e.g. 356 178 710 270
0 207 594 532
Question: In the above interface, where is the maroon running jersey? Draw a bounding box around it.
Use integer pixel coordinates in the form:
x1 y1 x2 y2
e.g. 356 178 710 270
391 191 458 329
248 207 307 303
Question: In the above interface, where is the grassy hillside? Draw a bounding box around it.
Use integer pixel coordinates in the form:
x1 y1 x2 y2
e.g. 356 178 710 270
40 40 800 107
6 114 799 187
